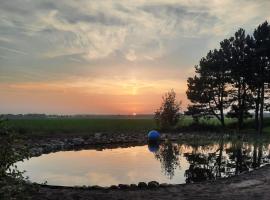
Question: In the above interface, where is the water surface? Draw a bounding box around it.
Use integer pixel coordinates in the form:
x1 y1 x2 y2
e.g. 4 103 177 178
16 139 270 187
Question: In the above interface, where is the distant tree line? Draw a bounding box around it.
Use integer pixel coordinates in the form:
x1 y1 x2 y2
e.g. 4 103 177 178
186 21 270 133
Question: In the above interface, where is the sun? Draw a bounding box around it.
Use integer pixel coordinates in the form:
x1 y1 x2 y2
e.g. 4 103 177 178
132 112 137 116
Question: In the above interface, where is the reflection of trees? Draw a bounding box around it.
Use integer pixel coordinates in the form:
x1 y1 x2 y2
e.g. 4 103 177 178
252 140 263 168
184 137 268 183
225 138 264 176
151 136 270 183
225 139 248 175
183 139 224 183
184 153 216 183
154 140 180 179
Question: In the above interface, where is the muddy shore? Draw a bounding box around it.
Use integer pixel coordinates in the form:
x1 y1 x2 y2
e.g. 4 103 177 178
32 164 270 200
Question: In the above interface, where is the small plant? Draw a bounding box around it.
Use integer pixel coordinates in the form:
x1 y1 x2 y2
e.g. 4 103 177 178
154 89 182 130
0 119 33 199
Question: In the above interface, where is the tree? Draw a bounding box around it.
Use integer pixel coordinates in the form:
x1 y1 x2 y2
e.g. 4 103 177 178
227 29 254 129
186 49 230 127
185 104 205 124
252 21 270 133
154 89 181 130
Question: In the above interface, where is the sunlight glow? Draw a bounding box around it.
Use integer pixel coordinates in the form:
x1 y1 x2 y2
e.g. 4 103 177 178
0 78 187 114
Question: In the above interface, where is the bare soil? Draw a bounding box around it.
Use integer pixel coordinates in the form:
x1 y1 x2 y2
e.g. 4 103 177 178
33 164 270 200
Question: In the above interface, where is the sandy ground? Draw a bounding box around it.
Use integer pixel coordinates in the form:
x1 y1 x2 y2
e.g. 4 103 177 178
33 164 270 200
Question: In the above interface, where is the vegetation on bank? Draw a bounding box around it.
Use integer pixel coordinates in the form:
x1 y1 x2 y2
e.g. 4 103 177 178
7 118 156 138
3 117 270 138
0 120 35 200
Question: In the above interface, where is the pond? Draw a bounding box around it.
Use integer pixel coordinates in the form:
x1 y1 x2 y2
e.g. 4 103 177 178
16 138 270 187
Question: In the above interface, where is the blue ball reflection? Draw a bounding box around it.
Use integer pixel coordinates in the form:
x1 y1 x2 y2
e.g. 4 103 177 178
148 142 160 153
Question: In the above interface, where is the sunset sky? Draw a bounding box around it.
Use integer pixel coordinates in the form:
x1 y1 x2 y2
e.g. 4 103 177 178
0 0 270 114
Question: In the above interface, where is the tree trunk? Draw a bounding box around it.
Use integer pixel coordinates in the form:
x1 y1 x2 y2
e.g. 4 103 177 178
220 111 225 127
239 103 244 129
237 82 242 130
220 86 225 127
238 83 245 130
220 98 225 127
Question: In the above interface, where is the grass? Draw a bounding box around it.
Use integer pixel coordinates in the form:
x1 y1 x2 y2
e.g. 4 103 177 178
7 118 157 138
5 116 270 138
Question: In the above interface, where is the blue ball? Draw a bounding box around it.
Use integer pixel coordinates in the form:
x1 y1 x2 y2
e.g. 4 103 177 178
148 130 160 141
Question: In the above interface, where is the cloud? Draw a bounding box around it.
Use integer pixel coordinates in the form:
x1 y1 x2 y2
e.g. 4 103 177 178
0 36 12 43
125 49 137 61
0 0 270 113
0 46 28 55
1 0 269 64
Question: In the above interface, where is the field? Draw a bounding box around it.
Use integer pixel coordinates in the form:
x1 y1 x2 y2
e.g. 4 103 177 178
7 118 156 138
5 116 270 138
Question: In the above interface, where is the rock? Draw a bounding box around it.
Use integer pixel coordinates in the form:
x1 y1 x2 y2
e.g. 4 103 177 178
72 138 84 145
160 183 169 187
130 184 137 189
118 184 129 189
160 134 167 140
85 138 94 144
138 182 147 189
94 133 102 139
109 185 119 189
148 181 159 188
90 185 104 190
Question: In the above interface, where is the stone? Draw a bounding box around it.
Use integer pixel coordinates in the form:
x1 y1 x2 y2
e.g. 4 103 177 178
90 185 104 190
160 183 169 187
130 184 137 189
109 185 119 189
72 138 84 145
138 182 147 189
118 184 129 189
148 181 159 188
94 133 102 139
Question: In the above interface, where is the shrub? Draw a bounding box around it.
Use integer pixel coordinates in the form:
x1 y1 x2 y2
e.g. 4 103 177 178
154 90 182 130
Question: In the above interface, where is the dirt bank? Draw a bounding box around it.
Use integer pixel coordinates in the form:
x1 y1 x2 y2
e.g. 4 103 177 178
32 164 270 200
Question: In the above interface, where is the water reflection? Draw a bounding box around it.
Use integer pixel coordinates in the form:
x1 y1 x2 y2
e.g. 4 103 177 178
152 141 180 179
150 136 270 183
148 142 159 153
15 136 270 187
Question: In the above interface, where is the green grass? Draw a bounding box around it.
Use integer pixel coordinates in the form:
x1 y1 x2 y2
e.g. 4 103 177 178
244 117 270 134
264 126 270 133
6 116 270 138
178 116 237 127
7 118 157 138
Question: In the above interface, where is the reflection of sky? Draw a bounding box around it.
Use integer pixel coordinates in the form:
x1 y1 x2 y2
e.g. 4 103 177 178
15 142 270 186
16 146 189 186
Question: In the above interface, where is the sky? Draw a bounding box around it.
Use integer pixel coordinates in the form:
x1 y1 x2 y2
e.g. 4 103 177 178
0 0 270 115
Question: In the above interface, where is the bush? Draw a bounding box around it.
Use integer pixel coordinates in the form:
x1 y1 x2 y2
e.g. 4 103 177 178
0 120 33 199
154 90 182 130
